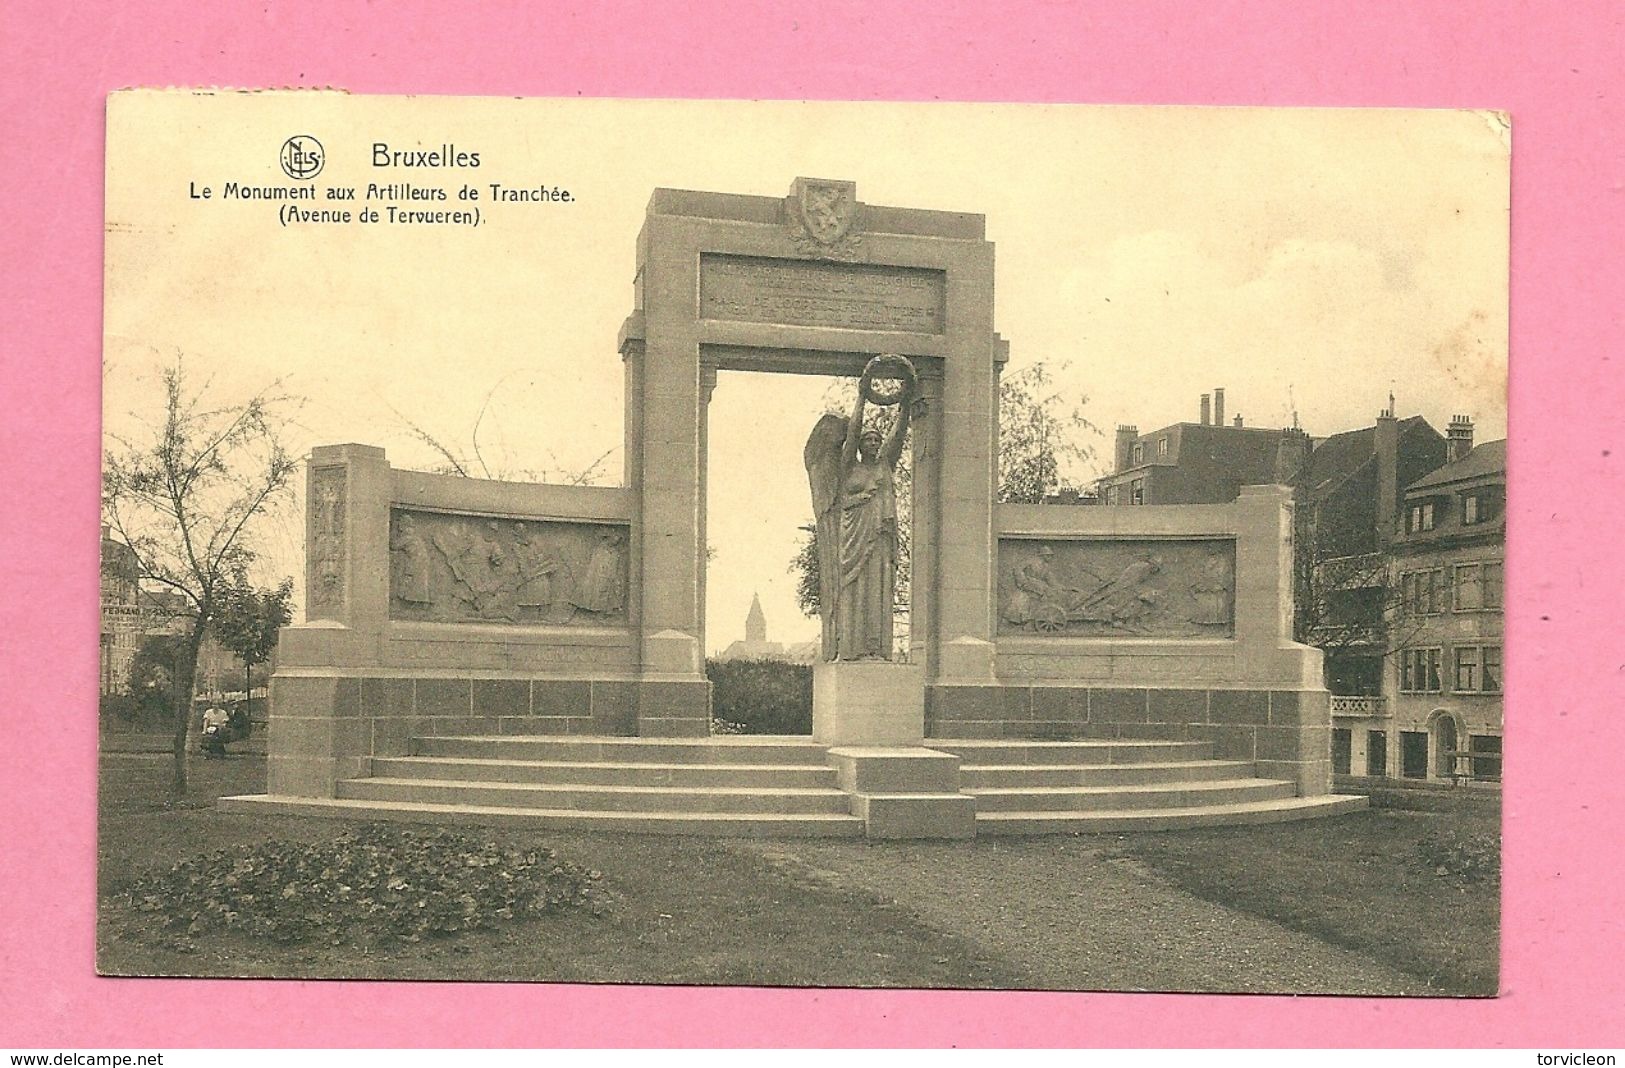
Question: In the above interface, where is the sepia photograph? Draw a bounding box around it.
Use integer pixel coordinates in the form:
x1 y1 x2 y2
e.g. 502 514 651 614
97 92 1508 996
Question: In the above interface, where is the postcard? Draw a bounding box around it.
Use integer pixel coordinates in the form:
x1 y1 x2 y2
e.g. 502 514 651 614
99 91 1507 994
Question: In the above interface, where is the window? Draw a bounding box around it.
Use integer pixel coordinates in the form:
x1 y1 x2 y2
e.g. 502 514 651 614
1156 437 1169 458
1452 561 1505 612
1130 479 1144 505
1400 647 1442 693
1131 442 1144 465
1408 501 1436 532
1443 644 1502 693
1105 485 1119 505
1462 493 1481 525
1402 568 1445 615
1469 735 1503 781
1454 646 1478 692
1401 731 1428 778
1482 644 1502 693
1454 562 1484 611
1332 729 1352 775
1367 730 1388 777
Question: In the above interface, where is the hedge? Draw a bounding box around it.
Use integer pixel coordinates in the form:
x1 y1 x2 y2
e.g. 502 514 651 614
706 658 812 735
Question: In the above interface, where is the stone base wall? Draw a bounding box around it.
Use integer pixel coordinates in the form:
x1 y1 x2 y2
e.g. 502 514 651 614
925 683 1332 796
267 671 709 798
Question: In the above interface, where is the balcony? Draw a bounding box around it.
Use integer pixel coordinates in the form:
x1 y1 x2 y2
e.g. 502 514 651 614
1330 695 1388 718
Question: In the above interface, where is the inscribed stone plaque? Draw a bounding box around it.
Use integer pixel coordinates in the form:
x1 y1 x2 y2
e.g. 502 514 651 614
699 255 945 333
389 509 628 626
997 538 1236 637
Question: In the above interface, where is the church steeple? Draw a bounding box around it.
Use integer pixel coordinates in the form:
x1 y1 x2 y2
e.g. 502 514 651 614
745 593 767 643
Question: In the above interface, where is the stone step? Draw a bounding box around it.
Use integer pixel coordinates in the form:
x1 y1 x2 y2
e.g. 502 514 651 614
927 739 1214 765
967 777 1297 813
336 776 854 815
413 734 825 765
974 794 1369 835
959 759 1257 788
371 756 841 789
218 794 865 837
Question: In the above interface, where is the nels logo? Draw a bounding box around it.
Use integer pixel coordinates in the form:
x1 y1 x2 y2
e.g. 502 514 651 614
279 135 325 180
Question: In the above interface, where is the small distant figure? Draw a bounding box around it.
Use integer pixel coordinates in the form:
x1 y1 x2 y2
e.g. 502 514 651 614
199 702 250 758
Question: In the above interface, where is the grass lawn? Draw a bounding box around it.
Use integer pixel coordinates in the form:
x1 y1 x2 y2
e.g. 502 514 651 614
1102 792 1500 995
98 753 1020 987
97 753 1498 994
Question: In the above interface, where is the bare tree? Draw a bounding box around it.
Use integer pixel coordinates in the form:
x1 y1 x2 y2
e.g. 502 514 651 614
388 377 618 485
102 359 299 792
1293 518 1436 695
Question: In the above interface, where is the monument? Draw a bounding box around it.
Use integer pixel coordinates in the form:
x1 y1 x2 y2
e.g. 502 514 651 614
235 177 1354 839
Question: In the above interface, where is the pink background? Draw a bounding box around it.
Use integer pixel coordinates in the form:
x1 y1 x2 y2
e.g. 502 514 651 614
3 0 1621 1048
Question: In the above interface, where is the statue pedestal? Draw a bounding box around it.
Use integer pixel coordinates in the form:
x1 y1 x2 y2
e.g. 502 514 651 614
813 661 926 746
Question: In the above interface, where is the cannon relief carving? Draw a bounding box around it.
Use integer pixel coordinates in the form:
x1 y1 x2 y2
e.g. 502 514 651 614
997 538 1235 637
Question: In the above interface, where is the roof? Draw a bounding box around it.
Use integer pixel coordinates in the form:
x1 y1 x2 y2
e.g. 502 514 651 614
1299 416 1433 502
1405 439 1507 492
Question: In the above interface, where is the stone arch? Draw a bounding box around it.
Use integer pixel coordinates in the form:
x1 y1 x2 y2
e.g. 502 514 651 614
1425 707 1467 779
618 179 1005 737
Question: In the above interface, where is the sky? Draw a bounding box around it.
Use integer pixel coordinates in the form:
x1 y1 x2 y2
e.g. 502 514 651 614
103 94 1509 652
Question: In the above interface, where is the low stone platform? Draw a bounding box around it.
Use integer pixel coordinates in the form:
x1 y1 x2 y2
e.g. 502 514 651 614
221 733 1366 838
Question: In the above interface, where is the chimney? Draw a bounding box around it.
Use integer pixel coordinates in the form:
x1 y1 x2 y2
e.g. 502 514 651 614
1447 415 1475 462
1046 486 1081 505
1213 388 1225 427
1200 393 1211 426
1232 414 1243 428
1114 424 1138 473
1375 407 1400 544
1273 427 1310 484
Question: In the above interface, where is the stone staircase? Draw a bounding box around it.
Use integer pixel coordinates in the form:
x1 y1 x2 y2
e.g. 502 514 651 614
222 733 1364 836
224 736 866 837
932 738 1365 834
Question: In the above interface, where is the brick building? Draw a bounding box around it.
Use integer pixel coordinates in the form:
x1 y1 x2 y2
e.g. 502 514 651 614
1094 388 1308 506
1332 432 1504 781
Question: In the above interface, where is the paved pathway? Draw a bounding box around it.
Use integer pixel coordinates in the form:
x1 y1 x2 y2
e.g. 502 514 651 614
735 837 1422 995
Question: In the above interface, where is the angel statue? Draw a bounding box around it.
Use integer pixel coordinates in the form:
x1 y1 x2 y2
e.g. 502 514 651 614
804 354 921 661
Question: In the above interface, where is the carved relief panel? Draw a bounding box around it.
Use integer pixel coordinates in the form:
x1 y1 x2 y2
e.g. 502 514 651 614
389 509 629 626
307 466 347 619
997 538 1235 637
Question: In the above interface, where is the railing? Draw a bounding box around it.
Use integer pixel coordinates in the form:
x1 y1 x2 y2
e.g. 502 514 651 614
1330 695 1388 717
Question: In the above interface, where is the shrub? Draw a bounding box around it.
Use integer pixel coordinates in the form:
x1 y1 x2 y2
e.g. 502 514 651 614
706 658 812 735
100 691 142 726
118 824 604 946
1416 828 1501 885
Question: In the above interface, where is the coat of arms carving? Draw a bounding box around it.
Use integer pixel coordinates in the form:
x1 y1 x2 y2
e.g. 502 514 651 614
786 177 862 260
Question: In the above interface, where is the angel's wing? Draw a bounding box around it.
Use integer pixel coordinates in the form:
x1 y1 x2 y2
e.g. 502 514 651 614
804 413 848 657
804 413 847 522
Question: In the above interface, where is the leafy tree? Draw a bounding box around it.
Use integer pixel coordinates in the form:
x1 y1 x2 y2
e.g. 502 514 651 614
791 359 1098 622
102 359 299 792
997 361 1097 503
211 572 295 702
127 633 184 724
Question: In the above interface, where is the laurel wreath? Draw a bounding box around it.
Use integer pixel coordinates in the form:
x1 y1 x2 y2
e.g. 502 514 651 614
861 354 917 406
